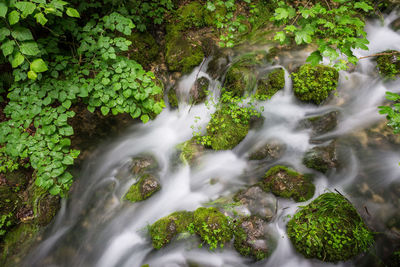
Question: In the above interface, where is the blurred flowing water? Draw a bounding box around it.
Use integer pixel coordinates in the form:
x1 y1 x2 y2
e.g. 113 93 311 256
23 14 400 267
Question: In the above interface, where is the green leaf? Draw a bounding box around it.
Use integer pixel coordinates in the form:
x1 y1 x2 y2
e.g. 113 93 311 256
27 70 38 80
11 52 24 68
49 185 61 195
0 27 10 42
1 40 15 57
20 41 40 56
11 27 34 41
60 138 71 147
8 10 20 25
131 107 141 118
34 12 48 25
274 8 289 20
0 3 8 18
15 2 36 17
101 106 110 116
141 114 150 123
30 59 48 72
284 25 297 33
306 51 322 66
62 100 72 109
322 47 339 61
274 31 286 43
295 30 312 44
62 155 74 165
354 2 373 12
66 7 80 18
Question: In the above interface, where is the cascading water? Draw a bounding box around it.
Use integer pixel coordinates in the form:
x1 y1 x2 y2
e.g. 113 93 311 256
23 15 400 267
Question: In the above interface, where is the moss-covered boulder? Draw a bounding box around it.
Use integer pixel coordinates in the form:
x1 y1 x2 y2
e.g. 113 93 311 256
126 32 159 67
167 87 179 108
125 174 160 203
292 64 339 105
390 17 400 31
260 165 315 202
177 1 211 29
376 50 400 79
192 207 233 250
233 216 274 261
287 193 374 262
248 139 286 161
189 77 209 104
234 186 277 221
177 139 205 165
149 211 194 249
303 141 338 173
205 107 250 150
255 68 285 100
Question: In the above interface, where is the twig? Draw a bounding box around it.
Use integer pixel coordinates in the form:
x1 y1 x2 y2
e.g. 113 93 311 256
290 0 312 26
364 206 371 217
359 51 400 60
324 0 331 10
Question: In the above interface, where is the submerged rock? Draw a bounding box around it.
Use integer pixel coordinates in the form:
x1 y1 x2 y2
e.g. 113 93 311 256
303 141 338 173
376 50 400 79
233 216 274 261
193 207 232 250
298 110 339 137
390 17 400 32
131 155 159 175
234 186 277 221
260 165 315 202
292 64 339 105
167 87 179 108
149 211 194 249
125 174 160 203
177 139 205 165
287 193 374 262
255 68 285 100
190 77 209 104
248 139 286 161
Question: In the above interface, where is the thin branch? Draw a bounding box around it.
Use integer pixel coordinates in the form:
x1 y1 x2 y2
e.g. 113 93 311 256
359 51 400 60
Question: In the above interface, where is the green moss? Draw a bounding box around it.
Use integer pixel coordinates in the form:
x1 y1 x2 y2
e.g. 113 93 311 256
126 32 159 67
206 107 250 150
192 207 232 250
303 141 337 173
292 64 339 105
256 68 285 100
177 139 204 165
168 87 179 108
149 211 194 249
190 77 209 104
178 2 210 29
376 50 400 79
287 193 374 262
125 174 160 203
260 165 315 202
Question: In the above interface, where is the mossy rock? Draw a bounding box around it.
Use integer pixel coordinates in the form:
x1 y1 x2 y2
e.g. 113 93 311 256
255 68 285 100
125 174 160 203
233 216 274 261
165 24 204 74
248 139 286 161
206 107 250 150
190 77 209 104
131 155 159 175
167 87 179 108
193 207 233 250
177 139 204 165
260 165 315 202
292 64 339 105
376 50 400 79
177 1 212 29
303 141 338 173
287 193 374 262
126 32 159 67
149 211 194 249
390 17 400 31
298 110 339 137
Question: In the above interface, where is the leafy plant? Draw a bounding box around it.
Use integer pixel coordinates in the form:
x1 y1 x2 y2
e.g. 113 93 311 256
379 92 400 135
271 0 374 70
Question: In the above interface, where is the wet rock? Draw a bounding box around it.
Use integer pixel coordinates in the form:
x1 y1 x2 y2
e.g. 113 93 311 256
36 193 60 226
386 250 400 267
292 64 339 105
386 214 400 236
298 111 339 137
131 155 159 175
303 141 338 173
189 77 209 104
287 193 374 262
248 139 286 161
390 17 400 32
260 165 315 202
168 87 179 108
125 174 160 203
376 50 400 79
234 216 274 261
249 115 265 130
255 68 285 100
207 53 230 80
150 211 194 249
126 32 160 68
177 139 205 165
234 186 277 221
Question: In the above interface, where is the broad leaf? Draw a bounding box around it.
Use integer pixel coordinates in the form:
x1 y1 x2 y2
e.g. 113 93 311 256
11 27 34 41
1 40 15 57
306 51 322 66
27 70 38 80
15 1 36 17
8 10 20 25
0 2 7 18
11 52 24 68
34 12 48 25
0 27 10 42
66 7 80 18
20 41 39 56
30 58 48 72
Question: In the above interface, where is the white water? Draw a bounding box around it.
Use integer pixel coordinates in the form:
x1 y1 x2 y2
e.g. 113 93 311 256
24 16 400 267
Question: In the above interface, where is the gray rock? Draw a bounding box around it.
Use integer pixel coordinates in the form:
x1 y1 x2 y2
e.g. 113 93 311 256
303 141 338 173
248 139 286 161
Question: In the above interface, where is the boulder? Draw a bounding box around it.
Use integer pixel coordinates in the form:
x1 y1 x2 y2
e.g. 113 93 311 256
189 77 209 104
248 139 286 161
255 68 285 100
303 141 338 173
298 111 338 137
125 174 160 203
376 50 400 79
177 139 205 165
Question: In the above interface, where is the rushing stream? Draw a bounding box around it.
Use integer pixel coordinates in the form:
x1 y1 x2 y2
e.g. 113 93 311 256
23 15 400 267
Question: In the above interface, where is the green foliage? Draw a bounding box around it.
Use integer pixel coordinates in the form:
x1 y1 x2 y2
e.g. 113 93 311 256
379 92 400 135
376 50 400 79
129 0 174 32
255 68 285 100
271 0 374 69
0 213 13 237
287 192 374 262
292 64 338 104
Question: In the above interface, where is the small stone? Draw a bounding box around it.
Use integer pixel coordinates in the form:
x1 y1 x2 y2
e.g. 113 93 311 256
248 139 286 161
303 141 338 173
131 155 159 175
298 110 339 137
390 17 400 32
